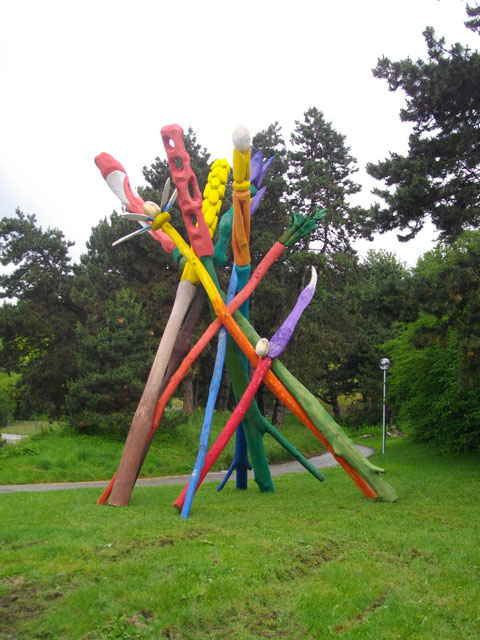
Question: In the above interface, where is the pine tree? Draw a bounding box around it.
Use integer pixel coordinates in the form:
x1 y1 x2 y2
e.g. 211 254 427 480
66 288 155 434
366 9 480 242
0 209 78 416
248 123 291 419
250 122 290 263
288 107 361 255
71 212 178 337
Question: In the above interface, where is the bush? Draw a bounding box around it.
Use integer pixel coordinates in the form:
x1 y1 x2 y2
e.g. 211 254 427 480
384 314 480 453
65 289 154 436
0 371 19 427
341 399 384 430
0 404 8 429
67 409 133 437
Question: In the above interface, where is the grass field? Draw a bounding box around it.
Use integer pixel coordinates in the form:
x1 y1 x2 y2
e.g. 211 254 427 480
0 411 327 485
1 438 479 639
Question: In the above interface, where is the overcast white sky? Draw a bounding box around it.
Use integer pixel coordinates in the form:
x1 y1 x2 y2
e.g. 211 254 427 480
1 0 477 266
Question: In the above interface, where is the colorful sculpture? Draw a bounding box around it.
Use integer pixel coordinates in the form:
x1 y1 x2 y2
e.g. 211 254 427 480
95 124 398 515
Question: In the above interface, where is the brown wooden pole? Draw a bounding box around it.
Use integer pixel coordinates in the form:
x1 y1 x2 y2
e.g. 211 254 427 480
108 279 197 506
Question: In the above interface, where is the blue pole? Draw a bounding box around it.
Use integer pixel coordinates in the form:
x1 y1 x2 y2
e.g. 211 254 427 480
180 271 239 518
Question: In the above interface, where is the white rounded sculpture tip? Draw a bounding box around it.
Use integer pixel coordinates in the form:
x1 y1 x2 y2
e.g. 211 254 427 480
143 201 161 217
232 125 251 153
255 337 270 358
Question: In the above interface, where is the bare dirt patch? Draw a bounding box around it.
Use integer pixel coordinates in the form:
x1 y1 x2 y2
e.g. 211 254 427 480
0 576 48 637
334 592 387 634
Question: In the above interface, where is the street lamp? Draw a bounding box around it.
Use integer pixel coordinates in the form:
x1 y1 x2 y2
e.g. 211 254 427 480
379 358 391 454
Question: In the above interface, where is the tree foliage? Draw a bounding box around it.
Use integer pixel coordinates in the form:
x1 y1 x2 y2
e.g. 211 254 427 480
0 368 19 427
65 289 154 435
0 112 429 431
342 250 412 425
248 121 291 392
288 107 362 254
0 210 78 416
71 212 179 335
367 9 480 242
385 315 480 453
0 209 74 303
384 231 480 452
412 230 480 387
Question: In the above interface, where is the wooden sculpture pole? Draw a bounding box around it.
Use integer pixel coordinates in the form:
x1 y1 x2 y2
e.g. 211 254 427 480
107 278 197 506
160 209 398 501
130 159 230 484
213 149 271 493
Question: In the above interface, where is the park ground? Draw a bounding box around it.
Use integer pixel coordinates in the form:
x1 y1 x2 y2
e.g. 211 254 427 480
1 433 479 639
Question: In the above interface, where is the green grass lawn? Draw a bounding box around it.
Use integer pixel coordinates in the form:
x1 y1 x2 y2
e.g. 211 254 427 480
0 411 327 485
1 438 479 639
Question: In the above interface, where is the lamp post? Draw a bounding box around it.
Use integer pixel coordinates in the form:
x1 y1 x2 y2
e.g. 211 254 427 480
379 358 391 454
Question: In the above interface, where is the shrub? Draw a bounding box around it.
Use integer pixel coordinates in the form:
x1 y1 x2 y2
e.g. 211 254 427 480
384 314 480 452
65 289 154 436
0 371 19 427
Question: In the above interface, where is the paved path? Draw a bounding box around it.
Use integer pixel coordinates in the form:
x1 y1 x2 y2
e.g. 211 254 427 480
0 444 375 494
1 433 27 443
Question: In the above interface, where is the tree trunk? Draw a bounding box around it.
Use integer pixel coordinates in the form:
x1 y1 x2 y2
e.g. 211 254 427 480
220 371 231 411
194 376 199 411
272 398 285 427
183 377 194 416
256 383 265 416
389 409 395 431
331 394 341 422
